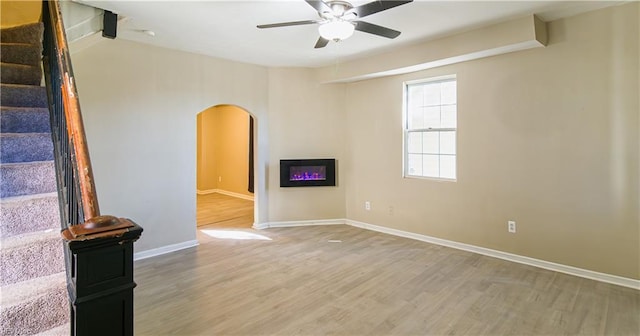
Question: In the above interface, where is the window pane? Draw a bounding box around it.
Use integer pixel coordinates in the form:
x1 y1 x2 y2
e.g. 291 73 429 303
440 131 456 155
441 105 457 128
441 80 457 105
407 132 422 154
423 154 439 177
423 132 439 154
407 154 422 176
408 85 424 108
424 84 441 106
440 155 456 179
404 77 456 181
408 107 424 129
424 106 440 128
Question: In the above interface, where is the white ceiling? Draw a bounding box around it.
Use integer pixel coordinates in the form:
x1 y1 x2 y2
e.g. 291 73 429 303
75 0 624 68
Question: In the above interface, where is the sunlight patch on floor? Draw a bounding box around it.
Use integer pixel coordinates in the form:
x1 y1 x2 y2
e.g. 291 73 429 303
200 229 272 241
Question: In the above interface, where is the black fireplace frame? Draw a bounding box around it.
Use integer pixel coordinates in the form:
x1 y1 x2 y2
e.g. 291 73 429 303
280 159 336 187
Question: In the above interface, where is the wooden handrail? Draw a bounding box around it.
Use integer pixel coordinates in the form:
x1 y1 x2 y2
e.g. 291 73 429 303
42 3 143 335
43 0 99 222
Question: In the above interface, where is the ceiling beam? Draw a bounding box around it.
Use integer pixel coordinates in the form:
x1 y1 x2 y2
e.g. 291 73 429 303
316 15 548 83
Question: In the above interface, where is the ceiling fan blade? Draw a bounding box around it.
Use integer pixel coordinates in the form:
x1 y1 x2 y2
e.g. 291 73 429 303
354 21 401 39
305 0 332 14
257 20 321 29
314 36 330 49
351 0 413 19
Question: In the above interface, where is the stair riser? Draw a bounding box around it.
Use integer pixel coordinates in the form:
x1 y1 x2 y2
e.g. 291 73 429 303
0 162 57 198
0 43 42 66
0 108 51 133
0 23 44 44
1 63 42 85
1 134 54 163
0 85 48 108
1 237 65 286
0 284 69 336
1 194 60 238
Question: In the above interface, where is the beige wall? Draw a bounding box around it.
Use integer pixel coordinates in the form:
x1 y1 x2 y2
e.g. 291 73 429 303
197 105 252 197
71 39 269 252
1 0 41 28
344 3 639 279
268 68 347 221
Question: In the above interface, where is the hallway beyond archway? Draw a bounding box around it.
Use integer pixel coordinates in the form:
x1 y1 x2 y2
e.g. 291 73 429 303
196 104 255 229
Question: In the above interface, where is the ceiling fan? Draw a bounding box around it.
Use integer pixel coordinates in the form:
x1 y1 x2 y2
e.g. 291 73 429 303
257 0 413 49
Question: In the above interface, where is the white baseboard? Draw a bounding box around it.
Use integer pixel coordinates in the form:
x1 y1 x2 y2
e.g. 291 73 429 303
196 189 216 195
215 189 254 201
345 219 639 290
134 240 199 261
255 219 346 230
197 189 254 201
252 222 270 230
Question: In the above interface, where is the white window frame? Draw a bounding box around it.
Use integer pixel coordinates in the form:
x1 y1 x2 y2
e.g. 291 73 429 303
403 75 457 181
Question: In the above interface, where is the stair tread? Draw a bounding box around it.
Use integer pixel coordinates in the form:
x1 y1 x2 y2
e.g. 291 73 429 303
0 272 66 307
1 229 60 250
0 61 41 70
0 160 56 198
0 106 49 112
0 192 59 238
0 42 39 46
1 132 51 137
0 83 45 88
0 191 58 204
0 132 51 137
35 323 69 336
0 61 39 68
0 160 54 168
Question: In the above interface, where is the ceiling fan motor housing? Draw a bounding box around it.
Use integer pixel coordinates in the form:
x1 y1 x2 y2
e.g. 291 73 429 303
322 1 355 19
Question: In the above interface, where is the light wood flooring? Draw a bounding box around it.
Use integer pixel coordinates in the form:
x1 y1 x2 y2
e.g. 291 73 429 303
134 224 639 335
197 193 254 228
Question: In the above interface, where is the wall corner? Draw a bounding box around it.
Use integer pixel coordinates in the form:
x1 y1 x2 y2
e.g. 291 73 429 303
533 15 548 46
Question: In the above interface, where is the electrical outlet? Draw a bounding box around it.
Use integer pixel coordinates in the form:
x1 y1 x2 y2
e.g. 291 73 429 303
388 206 394 215
508 220 516 233
365 201 371 211
218 176 222 182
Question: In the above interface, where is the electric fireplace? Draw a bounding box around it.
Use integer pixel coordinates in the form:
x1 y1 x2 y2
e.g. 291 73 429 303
280 159 336 187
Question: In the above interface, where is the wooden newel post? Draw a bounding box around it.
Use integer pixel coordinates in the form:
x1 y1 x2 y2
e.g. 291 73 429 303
61 216 143 336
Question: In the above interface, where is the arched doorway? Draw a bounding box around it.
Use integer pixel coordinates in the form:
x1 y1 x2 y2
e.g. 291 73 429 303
196 104 256 228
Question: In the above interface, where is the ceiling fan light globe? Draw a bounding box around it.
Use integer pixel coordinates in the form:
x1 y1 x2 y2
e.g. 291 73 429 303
318 20 355 41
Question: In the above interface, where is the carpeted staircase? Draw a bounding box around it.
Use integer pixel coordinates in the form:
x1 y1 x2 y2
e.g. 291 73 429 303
1 22 69 335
